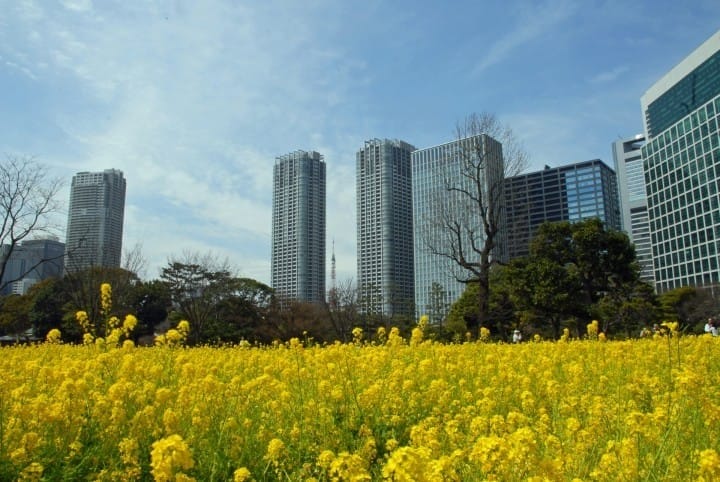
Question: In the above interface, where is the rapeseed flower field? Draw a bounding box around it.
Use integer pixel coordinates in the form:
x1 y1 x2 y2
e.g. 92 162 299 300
1 326 719 481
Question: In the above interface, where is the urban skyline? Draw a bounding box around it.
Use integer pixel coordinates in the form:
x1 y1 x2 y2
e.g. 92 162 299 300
1 2 719 285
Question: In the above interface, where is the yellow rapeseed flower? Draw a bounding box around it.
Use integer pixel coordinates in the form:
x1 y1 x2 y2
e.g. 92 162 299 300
45 329 62 344
150 434 194 482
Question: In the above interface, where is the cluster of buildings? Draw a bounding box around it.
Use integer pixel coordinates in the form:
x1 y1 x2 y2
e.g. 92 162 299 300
271 29 720 318
5 31 720 324
1 169 126 295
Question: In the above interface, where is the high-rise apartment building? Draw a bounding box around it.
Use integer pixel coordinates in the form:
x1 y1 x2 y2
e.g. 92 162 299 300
412 134 505 320
505 159 621 259
0 238 65 295
271 150 326 303
640 30 720 293
356 139 415 316
64 169 126 272
612 135 654 283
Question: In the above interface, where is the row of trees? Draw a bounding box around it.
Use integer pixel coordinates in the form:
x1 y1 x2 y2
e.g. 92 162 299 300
3 109 719 345
0 250 417 345
442 218 719 340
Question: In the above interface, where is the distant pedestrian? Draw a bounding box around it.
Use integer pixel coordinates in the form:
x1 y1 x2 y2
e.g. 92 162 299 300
705 318 718 336
512 329 522 343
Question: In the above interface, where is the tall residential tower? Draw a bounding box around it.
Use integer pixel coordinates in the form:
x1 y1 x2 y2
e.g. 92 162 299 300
64 169 126 272
271 150 326 303
356 139 415 316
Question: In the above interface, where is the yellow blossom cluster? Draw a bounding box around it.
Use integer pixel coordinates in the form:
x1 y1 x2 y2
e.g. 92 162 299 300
74 283 137 348
155 320 190 347
0 327 717 480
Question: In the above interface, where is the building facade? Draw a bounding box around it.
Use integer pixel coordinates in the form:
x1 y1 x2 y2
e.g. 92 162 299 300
640 31 720 293
356 139 416 316
271 150 326 303
412 134 505 321
64 169 126 273
612 135 654 283
0 238 65 295
505 159 621 259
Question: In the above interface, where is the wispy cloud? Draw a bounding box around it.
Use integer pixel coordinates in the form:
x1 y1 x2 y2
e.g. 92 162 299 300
0 0 368 282
471 0 579 75
588 66 629 84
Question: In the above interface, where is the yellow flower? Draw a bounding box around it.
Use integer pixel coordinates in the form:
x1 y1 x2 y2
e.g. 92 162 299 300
587 320 599 339
76 310 92 332
150 434 194 482
123 314 138 333
698 449 720 481
264 438 286 467
101 282 112 314
233 467 252 481
45 329 62 344
177 320 190 335
352 327 364 343
18 462 44 481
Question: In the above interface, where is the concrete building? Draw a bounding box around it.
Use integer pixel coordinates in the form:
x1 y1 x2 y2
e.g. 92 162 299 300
271 150 326 303
505 159 621 259
64 169 126 273
640 30 720 292
0 238 65 295
412 134 505 321
612 135 654 283
356 139 416 316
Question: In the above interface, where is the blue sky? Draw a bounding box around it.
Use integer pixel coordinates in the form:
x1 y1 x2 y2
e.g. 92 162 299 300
1 0 719 284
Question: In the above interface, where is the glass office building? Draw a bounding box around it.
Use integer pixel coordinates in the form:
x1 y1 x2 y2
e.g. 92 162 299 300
412 134 505 321
356 139 416 316
641 30 720 293
612 135 655 283
0 238 65 295
271 150 326 303
505 160 621 259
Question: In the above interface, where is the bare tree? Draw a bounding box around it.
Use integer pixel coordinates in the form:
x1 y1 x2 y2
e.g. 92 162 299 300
422 113 528 333
122 241 148 279
325 277 360 342
0 155 64 292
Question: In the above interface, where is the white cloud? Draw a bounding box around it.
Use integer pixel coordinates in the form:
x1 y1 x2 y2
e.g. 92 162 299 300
589 66 629 84
60 0 92 12
0 0 370 284
472 0 579 75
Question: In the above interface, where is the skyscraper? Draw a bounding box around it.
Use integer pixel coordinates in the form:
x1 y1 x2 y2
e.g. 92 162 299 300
356 139 415 316
640 30 720 292
271 150 326 303
64 169 126 272
412 134 505 320
612 135 654 283
505 159 621 259
0 238 65 295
